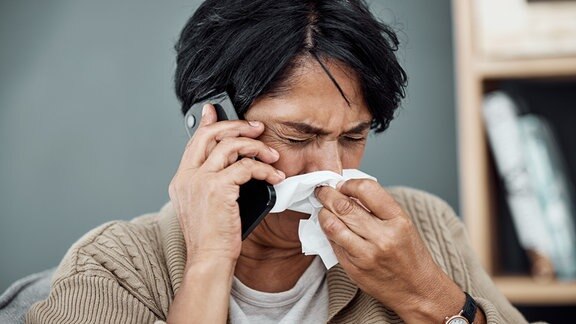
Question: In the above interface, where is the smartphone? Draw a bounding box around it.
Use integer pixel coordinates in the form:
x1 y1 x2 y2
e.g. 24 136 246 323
184 92 276 240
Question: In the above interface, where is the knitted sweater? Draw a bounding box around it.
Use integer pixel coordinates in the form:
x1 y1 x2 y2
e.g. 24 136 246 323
26 187 530 323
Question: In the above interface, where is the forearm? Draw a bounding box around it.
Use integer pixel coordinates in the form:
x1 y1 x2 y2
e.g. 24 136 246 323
167 258 236 324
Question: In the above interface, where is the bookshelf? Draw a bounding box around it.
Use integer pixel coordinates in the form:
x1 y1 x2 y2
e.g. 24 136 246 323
452 0 576 306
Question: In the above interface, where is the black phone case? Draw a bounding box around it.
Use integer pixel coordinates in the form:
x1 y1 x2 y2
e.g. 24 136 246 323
184 92 276 240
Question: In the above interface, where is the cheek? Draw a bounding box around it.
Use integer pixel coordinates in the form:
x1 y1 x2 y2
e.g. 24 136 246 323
340 145 366 169
271 148 307 177
256 134 306 177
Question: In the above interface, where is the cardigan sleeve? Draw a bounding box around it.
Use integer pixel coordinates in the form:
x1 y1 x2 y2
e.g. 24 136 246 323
439 197 548 324
25 219 171 324
26 274 159 324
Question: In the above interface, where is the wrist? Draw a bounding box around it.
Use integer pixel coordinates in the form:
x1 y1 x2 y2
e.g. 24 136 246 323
184 254 237 281
444 292 480 324
394 271 465 323
168 256 236 324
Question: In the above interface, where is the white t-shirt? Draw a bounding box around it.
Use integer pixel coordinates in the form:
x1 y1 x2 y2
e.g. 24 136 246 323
229 257 329 324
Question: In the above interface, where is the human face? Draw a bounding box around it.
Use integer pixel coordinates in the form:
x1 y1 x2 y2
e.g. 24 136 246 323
243 58 372 245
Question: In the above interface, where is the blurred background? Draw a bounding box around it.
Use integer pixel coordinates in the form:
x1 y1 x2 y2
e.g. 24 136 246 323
1 0 575 322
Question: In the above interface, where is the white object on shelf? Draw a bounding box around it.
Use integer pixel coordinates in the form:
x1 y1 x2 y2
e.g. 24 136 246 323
519 115 576 280
482 92 555 271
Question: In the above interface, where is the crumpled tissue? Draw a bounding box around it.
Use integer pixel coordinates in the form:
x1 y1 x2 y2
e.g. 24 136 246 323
270 169 376 269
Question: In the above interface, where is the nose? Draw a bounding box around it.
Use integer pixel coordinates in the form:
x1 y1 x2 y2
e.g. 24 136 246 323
304 140 343 175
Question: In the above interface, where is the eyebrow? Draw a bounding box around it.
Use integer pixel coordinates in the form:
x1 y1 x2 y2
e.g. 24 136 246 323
280 121 371 135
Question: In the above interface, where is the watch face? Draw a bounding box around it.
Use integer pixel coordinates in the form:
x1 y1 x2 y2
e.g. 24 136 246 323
446 316 469 324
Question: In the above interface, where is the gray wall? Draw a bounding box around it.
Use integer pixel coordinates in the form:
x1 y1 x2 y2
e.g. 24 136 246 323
0 0 457 291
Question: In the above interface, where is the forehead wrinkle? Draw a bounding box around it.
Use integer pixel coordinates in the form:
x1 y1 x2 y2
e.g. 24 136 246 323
244 58 372 134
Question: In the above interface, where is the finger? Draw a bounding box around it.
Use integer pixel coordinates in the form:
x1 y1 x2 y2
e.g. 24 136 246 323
184 120 265 166
317 207 367 257
203 137 280 171
219 157 285 186
180 111 265 169
199 103 217 127
315 186 381 236
338 179 406 221
327 240 355 269
196 120 266 162
197 119 265 145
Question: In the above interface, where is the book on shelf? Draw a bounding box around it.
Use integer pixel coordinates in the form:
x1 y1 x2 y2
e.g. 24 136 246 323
482 91 576 280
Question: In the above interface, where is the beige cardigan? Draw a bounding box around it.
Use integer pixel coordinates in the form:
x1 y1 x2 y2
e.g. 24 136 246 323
26 187 531 323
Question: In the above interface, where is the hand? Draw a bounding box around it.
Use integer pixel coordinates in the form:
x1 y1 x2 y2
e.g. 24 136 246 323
168 104 285 265
168 104 286 324
315 180 464 322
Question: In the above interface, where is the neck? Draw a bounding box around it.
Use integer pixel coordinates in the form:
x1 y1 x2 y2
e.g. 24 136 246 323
235 239 315 293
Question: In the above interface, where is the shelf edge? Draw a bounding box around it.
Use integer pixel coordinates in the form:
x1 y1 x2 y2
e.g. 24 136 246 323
476 57 576 79
495 276 576 305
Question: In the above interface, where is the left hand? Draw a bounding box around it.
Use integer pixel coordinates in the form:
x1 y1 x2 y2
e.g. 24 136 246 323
315 179 464 321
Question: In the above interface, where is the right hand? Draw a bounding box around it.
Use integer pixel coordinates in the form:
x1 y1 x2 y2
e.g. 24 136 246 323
168 104 285 266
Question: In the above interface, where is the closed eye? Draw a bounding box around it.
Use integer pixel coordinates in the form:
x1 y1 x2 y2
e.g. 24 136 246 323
285 136 366 145
339 136 367 147
285 137 314 145
342 136 366 141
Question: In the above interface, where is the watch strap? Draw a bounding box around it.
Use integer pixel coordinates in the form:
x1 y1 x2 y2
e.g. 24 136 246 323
462 292 477 323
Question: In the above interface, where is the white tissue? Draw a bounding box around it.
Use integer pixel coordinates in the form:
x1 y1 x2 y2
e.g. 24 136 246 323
270 169 376 269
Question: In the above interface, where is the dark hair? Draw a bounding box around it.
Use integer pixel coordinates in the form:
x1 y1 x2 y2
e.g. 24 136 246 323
174 0 407 133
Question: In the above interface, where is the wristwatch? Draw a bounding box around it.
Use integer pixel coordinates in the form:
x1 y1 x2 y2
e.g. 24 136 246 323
444 292 477 324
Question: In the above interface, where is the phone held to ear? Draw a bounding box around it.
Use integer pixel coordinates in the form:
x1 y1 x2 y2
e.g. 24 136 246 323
184 92 277 240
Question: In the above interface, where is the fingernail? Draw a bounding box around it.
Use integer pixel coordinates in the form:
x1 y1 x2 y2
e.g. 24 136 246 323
276 169 285 178
248 120 261 127
314 184 327 194
202 104 208 117
269 147 279 156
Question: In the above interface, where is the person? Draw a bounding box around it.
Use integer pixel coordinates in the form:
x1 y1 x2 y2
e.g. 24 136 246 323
27 0 532 323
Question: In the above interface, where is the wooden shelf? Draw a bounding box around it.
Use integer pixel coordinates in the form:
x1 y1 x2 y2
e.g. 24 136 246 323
495 276 576 305
476 57 576 79
452 0 576 307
